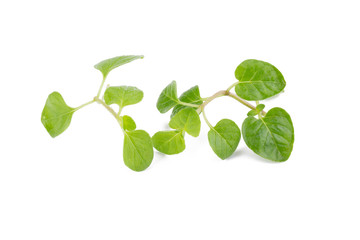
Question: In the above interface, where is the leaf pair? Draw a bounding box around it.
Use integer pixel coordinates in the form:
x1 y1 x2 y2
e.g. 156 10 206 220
156 81 203 116
207 107 294 162
104 85 153 171
152 108 201 154
153 82 203 155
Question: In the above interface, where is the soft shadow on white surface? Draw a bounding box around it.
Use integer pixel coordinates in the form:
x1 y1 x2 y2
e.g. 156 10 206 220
227 147 280 164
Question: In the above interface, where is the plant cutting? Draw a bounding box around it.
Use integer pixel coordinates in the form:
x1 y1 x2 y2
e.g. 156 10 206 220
41 55 153 171
41 56 295 172
153 59 294 161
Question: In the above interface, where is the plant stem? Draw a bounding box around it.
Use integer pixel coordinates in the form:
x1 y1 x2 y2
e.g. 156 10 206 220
201 107 213 130
117 107 123 117
226 81 239 92
96 76 107 98
227 92 266 115
196 89 266 116
255 101 262 119
94 97 121 123
197 90 227 113
178 101 200 108
75 99 95 111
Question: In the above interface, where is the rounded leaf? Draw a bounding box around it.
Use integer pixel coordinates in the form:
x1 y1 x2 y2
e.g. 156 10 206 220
171 85 203 118
235 59 286 100
41 92 75 138
120 115 136 131
152 130 185 155
242 107 294 162
169 108 201 137
156 81 178 113
208 119 241 160
104 86 143 108
123 130 153 171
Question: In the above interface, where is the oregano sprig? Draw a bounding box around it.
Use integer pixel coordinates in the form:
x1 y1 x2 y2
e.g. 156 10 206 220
42 57 295 172
41 55 154 171
153 59 294 162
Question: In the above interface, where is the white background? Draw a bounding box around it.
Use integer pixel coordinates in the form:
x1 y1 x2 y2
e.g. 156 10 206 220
1 0 359 239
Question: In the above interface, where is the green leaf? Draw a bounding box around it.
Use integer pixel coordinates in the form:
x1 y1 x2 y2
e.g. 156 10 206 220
171 85 203 118
247 110 258 117
152 130 185 155
123 130 153 171
104 86 143 108
256 104 265 112
156 81 178 113
41 92 75 138
120 115 136 131
234 59 286 100
208 119 241 160
94 55 144 78
242 107 294 162
169 108 201 137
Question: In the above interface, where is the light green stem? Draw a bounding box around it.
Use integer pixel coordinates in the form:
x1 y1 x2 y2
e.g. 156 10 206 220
227 93 266 115
197 90 227 114
178 101 200 108
226 81 239 92
255 101 262 119
75 99 95 111
117 107 123 117
96 76 107 98
94 97 122 126
201 107 214 130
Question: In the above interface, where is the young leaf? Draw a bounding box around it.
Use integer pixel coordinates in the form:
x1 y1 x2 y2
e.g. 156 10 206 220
104 86 143 108
234 59 286 100
94 55 144 78
156 81 178 113
41 92 75 138
208 119 241 160
152 130 185 155
123 130 153 171
242 107 294 162
120 115 136 131
256 104 265 112
247 110 258 117
171 85 203 118
169 108 201 137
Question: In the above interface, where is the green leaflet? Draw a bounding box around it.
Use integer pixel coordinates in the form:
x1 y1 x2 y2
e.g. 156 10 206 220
104 86 143 108
208 119 241 160
242 107 294 162
41 92 75 138
169 108 201 137
171 85 203 118
94 55 144 78
152 130 185 155
256 104 265 112
120 115 136 131
156 81 178 113
234 59 286 100
247 110 258 117
123 130 153 171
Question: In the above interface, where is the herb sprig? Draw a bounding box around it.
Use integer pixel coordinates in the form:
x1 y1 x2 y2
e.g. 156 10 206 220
41 56 153 171
41 56 295 171
153 59 294 161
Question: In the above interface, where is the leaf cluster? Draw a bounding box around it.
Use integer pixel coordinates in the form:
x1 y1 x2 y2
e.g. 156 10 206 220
41 55 153 171
153 59 294 162
41 57 295 171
